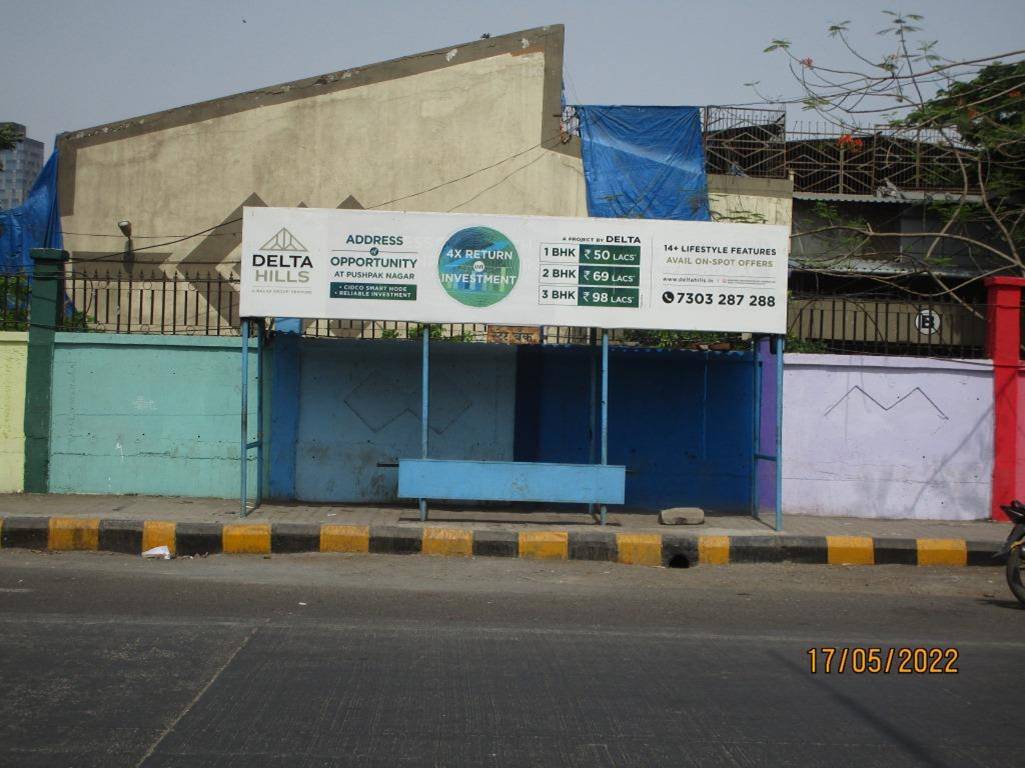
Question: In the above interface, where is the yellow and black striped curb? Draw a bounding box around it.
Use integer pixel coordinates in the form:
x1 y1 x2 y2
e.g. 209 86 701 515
0 517 1003 568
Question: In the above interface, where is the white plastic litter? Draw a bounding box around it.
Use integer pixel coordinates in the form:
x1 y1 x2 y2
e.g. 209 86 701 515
142 545 172 560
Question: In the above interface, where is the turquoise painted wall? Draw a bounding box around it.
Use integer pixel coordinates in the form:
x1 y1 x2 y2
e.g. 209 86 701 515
48 333 262 498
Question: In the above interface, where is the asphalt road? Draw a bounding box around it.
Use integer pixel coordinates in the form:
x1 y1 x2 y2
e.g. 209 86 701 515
0 550 1020 767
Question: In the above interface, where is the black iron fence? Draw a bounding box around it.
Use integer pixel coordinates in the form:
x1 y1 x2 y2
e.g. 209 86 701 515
701 108 977 195
702 106 787 180
50 271 605 344
0 272 993 358
786 122 970 196
786 295 987 358
61 271 242 335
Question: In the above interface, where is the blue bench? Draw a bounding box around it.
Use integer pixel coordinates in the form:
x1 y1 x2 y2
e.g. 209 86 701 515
397 459 626 507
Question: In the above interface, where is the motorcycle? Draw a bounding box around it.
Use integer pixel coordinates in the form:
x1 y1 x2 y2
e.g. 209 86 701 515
997 500 1025 607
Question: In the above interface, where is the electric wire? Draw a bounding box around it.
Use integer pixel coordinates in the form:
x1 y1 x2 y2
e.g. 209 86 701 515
60 130 567 266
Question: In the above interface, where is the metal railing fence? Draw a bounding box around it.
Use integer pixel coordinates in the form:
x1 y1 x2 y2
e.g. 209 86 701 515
0 272 994 359
786 294 987 358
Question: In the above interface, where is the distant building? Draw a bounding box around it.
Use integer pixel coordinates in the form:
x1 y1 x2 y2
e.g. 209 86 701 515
0 123 45 210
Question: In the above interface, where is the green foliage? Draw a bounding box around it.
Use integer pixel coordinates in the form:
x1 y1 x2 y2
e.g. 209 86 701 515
407 323 443 340
907 60 1025 253
0 124 22 172
1 277 29 330
450 328 478 343
909 61 1025 156
623 328 747 350
0 277 92 332
784 336 828 353
0 124 19 152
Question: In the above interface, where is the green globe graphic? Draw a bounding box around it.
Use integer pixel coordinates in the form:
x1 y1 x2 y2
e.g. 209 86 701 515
437 227 520 308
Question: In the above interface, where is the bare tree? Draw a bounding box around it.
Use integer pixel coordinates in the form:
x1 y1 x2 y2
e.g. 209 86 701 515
759 11 1025 303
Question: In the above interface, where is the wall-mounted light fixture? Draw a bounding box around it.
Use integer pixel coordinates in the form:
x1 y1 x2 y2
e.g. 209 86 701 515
117 220 133 262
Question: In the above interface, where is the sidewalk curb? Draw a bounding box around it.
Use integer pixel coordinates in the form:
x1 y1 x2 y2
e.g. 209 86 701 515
0 516 1003 568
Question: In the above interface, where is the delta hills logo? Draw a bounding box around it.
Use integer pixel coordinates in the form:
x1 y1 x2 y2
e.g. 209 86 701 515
253 227 313 285
260 228 307 252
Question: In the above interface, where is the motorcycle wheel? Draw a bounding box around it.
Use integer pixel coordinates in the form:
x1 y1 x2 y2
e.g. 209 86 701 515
1006 545 1025 607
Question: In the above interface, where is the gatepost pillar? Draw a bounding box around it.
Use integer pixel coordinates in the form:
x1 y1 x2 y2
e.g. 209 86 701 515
23 248 68 493
985 276 1025 521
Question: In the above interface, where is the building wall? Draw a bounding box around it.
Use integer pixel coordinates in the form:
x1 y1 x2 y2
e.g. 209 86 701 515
58 27 585 282
708 176 793 228
47 333 260 497
783 354 993 520
28 332 1001 520
0 332 27 492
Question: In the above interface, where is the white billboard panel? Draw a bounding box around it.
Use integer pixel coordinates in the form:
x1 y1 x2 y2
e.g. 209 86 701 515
240 207 789 333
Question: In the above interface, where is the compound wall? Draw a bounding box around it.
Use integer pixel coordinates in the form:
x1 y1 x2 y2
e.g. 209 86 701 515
0 332 27 492
783 354 994 520
47 333 261 497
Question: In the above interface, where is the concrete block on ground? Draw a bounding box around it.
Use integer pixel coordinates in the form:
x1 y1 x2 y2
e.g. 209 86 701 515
659 507 704 525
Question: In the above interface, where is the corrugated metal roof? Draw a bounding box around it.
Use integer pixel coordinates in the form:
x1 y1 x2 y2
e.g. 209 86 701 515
794 191 984 204
789 256 980 277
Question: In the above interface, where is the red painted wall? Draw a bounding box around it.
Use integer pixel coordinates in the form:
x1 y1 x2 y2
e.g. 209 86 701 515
987 277 1025 520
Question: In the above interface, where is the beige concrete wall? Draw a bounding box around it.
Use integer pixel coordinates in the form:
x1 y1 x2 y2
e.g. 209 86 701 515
708 175 793 228
0 332 27 493
60 31 586 279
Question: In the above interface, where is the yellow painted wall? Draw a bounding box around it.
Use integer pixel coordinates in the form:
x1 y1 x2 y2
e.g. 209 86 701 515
0 332 27 493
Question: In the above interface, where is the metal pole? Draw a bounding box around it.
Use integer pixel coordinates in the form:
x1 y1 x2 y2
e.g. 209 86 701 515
750 338 761 519
588 328 598 518
240 318 249 517
775 334 785 532
600 330 609 525
419 325 430 522
256 319 264 508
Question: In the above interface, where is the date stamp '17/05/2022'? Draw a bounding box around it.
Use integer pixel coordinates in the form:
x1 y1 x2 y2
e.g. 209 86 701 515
807 647 959 674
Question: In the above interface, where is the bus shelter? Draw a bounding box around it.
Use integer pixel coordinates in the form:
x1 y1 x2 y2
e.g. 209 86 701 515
237 207 789 528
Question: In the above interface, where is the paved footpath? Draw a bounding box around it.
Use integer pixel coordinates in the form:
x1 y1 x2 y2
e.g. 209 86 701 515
0 550 1019 767
0 493 1010 568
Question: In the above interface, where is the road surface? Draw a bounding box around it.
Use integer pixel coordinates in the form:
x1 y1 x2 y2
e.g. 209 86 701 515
0 550 1019 767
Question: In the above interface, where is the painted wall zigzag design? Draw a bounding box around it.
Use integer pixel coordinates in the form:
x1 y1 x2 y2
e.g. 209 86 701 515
822 385 950 421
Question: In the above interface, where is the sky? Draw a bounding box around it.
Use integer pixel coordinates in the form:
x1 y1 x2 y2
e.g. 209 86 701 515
3 0 1025 154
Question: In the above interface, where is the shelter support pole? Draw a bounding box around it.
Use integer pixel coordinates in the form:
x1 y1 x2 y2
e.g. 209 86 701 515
774 334 785 532
588 328 598 518
750 338 761 519
256 319 265 508
600 330 609 526
419 326 430 522
240 318 250 517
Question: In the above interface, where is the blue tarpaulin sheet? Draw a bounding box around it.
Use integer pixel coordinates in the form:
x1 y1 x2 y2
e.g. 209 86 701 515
576 106 710 221
0 148 62 274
